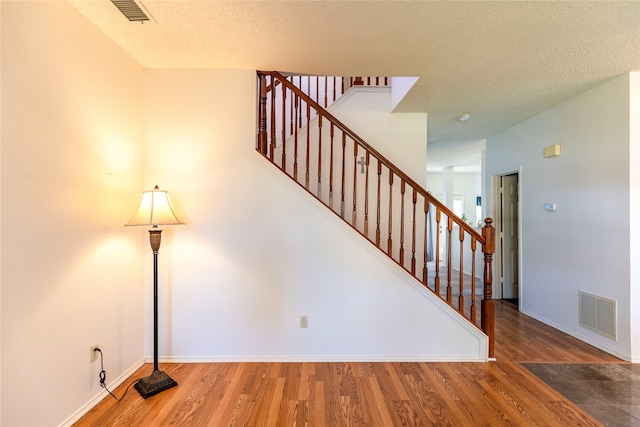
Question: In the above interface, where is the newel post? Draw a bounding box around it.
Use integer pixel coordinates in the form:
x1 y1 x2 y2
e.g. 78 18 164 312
258 74 268 155
481 218 496 358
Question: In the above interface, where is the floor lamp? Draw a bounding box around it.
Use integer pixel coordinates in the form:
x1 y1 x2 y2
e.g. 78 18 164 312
126 185 184 399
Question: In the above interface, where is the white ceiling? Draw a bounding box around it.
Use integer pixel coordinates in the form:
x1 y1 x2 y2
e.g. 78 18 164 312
70 0 640 172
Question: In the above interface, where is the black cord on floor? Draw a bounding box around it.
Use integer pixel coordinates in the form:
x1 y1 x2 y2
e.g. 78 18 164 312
94 348 137 402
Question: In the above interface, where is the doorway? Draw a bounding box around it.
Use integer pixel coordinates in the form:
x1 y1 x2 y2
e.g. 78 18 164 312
495 173 519 305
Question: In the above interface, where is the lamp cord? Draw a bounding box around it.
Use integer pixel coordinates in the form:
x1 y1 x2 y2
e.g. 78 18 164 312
94 348 137 402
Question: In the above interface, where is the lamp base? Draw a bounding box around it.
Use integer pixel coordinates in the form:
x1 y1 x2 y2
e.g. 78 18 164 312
134 370 177 399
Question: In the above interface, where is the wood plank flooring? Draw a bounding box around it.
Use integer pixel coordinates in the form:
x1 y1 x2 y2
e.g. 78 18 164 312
75 301 622 426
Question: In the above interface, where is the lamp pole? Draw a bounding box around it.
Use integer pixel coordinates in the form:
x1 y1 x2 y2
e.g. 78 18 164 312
133 228 178 398
151 228 161 372
126 186 183 399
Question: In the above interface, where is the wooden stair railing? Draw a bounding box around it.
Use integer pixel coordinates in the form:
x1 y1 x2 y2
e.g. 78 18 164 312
257 71 496 357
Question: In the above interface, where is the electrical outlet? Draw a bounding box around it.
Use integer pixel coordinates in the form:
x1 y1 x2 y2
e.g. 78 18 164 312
300 315 308 328
90 344 100 362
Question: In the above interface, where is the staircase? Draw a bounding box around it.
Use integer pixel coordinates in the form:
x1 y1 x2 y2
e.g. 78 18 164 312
256 71 496 357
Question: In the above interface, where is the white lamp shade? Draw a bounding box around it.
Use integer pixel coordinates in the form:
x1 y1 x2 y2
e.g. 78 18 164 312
125 186 184 227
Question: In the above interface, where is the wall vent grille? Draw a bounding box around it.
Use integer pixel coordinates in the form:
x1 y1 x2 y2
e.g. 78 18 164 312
579 291 616 340
111 0 149 22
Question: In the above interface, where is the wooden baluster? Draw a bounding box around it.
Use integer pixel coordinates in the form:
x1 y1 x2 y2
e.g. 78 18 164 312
384 77 388 86
305 102 310 189
332 76 337 104
470 236 477 323
399 180 405 266
387 170 394 256
435 207 441 295
482 218 496 358
352 143 358 225
364 152 370 238
281 77 286 170
446 216 453 304
293 95 299 181
298 80 303 129
317 114 323 199
324 76 328 108
423 198 429 285
329 122 334 209
376 161 382 247
411 189 417 275
289 77 294 136
270 75 276 162
258 75 267 155
376 77 380 86
340 133 346 218
458 226 465 315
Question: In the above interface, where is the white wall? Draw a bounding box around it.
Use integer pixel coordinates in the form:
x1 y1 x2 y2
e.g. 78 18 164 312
1 2 145 426
144 69 487 363
629 73 640 359
331 87 428 186
1 3 4 419
390 76 419 111
485 74 637 360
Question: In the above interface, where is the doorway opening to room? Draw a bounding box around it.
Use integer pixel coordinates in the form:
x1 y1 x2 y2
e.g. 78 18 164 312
493 172 520 308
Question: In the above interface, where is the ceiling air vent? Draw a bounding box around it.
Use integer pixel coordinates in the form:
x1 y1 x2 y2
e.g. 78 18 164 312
111 0 149 22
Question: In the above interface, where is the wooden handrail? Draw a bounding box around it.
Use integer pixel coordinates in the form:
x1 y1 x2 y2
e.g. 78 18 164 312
257 71 495 357
260 71 483 241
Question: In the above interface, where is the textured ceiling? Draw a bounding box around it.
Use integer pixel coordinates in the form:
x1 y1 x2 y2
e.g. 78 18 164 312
69 0 640 172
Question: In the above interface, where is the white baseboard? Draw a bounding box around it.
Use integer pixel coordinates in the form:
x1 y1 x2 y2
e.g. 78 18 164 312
58 358 145 427
155 354 488 363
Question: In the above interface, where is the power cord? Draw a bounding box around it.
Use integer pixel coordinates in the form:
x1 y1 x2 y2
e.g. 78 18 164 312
94 348 137 402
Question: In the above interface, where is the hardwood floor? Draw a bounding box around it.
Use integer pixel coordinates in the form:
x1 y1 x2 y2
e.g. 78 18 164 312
75 301 622 426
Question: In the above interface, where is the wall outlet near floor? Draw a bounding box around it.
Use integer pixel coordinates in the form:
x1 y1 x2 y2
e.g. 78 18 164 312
90 344 100 362
300 315 308 328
